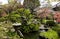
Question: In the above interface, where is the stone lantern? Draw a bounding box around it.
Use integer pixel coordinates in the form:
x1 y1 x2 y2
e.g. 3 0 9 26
12 23 24 38
39 24 50 32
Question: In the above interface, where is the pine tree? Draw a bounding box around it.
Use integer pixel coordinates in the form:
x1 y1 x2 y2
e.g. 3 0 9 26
24 0 40 12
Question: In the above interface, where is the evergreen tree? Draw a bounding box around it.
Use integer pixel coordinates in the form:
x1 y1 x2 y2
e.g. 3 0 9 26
5 0 22 13
24 0 40 12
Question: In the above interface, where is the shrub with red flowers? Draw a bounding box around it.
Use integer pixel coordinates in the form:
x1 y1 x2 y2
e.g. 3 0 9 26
53 11 60 23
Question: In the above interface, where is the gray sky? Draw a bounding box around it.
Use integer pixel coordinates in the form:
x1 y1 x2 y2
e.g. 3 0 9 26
0 0 44 5
0 0 8 4
0 0 59 6
0 0 24 5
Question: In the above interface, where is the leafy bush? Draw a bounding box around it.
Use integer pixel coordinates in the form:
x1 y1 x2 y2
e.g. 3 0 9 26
40 29 59 39
45 20 57 27
41 19 46 24
7 30 21 39
52 25 60 37
0 17 7 22
8 11 21 23
9 8 40 33
0 22 22 39
21 19 40 33
17 8 41 33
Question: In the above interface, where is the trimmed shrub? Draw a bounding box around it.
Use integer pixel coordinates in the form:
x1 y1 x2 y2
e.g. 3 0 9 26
40 29 59 39
46 20 57 27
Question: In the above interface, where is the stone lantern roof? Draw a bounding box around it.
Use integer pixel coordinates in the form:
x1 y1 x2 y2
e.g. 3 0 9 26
12 23 21 26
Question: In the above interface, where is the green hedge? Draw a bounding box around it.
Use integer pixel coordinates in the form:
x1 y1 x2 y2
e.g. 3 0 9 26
40 29 59 39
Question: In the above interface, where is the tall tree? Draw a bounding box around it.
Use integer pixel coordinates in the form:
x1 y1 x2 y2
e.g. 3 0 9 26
3 0 22 13
8 0 17 4
24 0 40 12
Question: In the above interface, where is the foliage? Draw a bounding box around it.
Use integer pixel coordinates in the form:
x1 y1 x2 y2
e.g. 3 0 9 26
45 20 57 27
1 0 60 39
2 0 23 14
0 22 22 39
7 30 21 39
40 29 59 39
52 24 60 37
24 0 40 12
24 0 40 8
8 11 20 23
0 17 7 22
18 8 40 33
9 8 40 33
41 19 46 24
